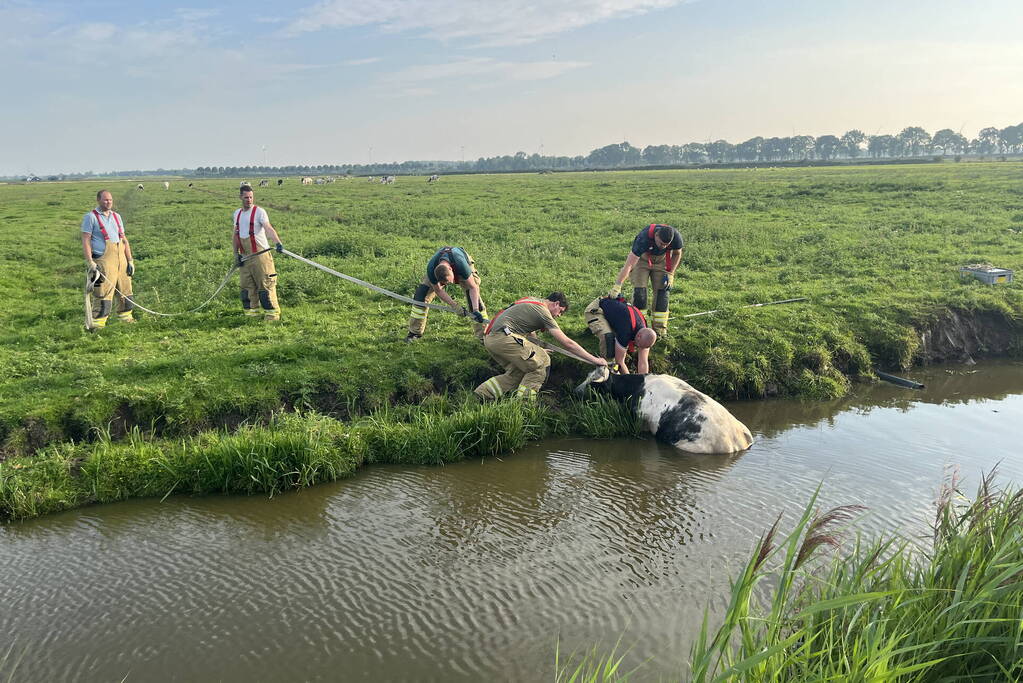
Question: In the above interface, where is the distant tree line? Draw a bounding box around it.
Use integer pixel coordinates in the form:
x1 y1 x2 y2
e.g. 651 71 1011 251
190 122 1023 177
10 122 1022 181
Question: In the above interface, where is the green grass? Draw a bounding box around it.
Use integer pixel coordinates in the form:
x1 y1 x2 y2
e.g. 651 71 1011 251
2 164 1022 455
0 394 641 520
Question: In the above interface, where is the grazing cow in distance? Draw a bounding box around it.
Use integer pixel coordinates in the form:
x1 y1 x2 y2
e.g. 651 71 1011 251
240 181 249 188
314 177 326 185
188 183 194 188
163 181 170 190
428 174 439 183
381 175 395 184
575 367 754 454
136 183 144 191
277 179 284 186
301 177 313 185
259 179 269 187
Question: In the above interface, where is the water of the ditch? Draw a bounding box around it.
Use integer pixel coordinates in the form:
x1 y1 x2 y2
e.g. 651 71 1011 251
2 361 1022 682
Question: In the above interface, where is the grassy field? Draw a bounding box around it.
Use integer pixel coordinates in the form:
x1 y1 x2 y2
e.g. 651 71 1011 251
2 163 1022 458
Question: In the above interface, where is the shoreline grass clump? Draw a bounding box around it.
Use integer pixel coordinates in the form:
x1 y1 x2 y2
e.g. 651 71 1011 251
688 473 1023 682
0 394 642 521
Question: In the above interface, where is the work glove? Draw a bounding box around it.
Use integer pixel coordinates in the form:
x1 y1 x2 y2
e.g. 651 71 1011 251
235 253 244 268
87 261 98 278
275 241 284 254
609 282 622 298
662 272 674 292
471 311 486 324
125 260 134 277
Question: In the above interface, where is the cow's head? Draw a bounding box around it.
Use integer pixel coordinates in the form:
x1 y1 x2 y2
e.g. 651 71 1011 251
574 365 611 396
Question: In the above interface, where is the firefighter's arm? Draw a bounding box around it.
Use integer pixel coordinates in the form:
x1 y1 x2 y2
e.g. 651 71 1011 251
431 283 462 312
612 253 640 296
667 249 683 273
549 328 607 366
122 235 133 262
465 279 482 313
615 342 630 373
636 347 650 375
82 233 94 266
264 220 281 246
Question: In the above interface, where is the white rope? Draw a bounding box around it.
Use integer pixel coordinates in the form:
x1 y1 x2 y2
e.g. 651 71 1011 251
280 248 460 313
103 249 270 317
681 297 808 319
534 339 600 366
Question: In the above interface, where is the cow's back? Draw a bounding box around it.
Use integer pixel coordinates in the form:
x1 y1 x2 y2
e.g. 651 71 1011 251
638 376 753 454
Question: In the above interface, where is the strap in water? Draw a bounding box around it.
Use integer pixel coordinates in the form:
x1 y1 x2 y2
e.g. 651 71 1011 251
280 248 459 313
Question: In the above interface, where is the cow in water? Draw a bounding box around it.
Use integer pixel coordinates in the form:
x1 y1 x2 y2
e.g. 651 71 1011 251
576 367 754 454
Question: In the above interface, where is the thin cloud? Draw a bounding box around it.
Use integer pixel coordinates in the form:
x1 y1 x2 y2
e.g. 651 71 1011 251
344 57 382 66
286 0 690 46
381 57 589 86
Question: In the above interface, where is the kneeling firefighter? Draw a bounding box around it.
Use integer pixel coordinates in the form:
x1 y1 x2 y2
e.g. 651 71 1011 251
81 189 135 329
233 184 284 321
406 246 488 341
608 223 684 335
474 293 606 401
584 296 657 374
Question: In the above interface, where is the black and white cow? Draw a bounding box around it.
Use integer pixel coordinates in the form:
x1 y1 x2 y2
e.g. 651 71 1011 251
576 367 753 454
277 179 284 186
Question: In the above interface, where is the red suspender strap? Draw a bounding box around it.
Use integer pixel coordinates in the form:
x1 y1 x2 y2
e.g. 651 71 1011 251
484 298 545 335
235 207 259 253
647 224 674 272
112 212 125 239
92 210 112 242
248 206 259 253
625 303 646 352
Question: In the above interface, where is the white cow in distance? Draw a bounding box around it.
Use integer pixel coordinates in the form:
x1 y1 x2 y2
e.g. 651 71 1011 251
301 177 313 185
136 183 144 191
428 174 439 183
163 181 170 190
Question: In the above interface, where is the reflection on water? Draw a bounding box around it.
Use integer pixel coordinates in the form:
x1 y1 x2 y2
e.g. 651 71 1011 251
2 361 1022 681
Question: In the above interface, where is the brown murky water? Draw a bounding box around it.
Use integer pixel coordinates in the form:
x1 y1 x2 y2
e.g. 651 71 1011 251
2 362 1022 681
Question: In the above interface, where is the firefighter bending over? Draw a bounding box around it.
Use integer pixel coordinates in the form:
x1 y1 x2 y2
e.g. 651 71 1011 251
406 246 488 341
609 223 684 335
584 296 657 374
475 293 606 401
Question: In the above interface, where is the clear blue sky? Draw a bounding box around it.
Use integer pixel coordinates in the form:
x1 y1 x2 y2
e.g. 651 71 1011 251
3 0 1021 175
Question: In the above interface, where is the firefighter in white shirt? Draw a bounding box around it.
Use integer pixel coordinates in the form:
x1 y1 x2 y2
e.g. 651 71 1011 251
233 184 284 321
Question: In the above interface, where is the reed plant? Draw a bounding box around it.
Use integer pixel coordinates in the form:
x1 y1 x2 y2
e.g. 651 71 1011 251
689 473 1023 681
